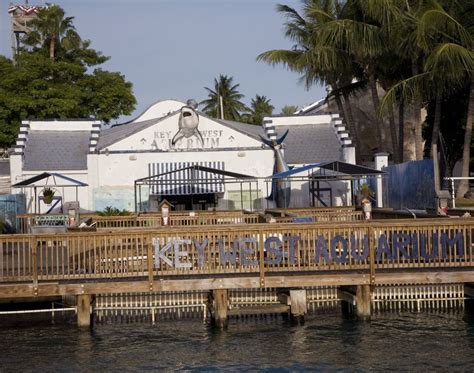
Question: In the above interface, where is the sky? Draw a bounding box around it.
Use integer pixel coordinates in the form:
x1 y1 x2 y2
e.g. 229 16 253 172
1 0 327 123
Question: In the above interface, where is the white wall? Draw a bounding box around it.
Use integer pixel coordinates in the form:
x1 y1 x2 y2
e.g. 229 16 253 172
89 148 274 211
28 120 99 131
264 114 338 127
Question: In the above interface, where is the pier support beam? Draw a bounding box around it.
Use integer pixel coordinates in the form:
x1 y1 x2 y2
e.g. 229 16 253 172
278 289 307 324
339 285 372 319
76 294 92 327
355 285 372 319
210 289 228 329
465 283 474 316
289 290 307 324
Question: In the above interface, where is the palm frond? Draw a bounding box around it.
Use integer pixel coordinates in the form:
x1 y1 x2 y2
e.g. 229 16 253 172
380 71 430 112
424 43 474 89
417 8 473 51
317 19 384 59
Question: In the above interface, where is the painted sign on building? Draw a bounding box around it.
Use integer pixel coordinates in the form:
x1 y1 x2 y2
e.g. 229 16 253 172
150 130 224 150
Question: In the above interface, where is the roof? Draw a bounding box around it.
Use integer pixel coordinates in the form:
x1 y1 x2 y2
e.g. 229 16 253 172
215 121 342 164
272 161 384 179
97 112 263 150
96 113 179 150
12 172 88 187
0 160 10 176
282 125 342 163
215 119 263 140
296 98 327 114
312 161 385 177
23 131 90 171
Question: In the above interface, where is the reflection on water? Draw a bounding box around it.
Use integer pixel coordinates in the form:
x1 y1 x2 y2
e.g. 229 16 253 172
1 310 474 372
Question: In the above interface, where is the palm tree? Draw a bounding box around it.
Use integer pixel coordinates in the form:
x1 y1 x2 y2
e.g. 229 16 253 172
257 1 362 154
244 95 275 125
315 0 408 153
200 75 249 121
382 1 473 194
281 105 298 115
22 4 81 60
418 2 473 197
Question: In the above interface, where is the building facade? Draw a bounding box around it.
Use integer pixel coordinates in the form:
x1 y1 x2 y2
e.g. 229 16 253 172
10 99 354 213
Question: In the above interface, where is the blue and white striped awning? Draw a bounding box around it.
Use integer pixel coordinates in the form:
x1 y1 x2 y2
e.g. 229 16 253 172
147 161 225 195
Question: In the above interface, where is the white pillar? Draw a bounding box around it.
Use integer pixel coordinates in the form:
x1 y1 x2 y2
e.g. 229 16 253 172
342 146 356 165
342 146 357 205
374 152 389 208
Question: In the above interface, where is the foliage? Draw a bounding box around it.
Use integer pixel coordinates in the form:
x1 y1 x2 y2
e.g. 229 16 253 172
257 1 366 159
358 183 374 199
0 4 136 148
281 105 298 115
260 0 473 186
97 206 132 216
42 187 54 197
423 86 469 172
200 74 249 121
242 94 275 125
42 187 55 203
22 4 81 60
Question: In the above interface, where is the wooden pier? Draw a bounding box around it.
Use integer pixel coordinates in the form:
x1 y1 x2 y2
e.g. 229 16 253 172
1 214 474 326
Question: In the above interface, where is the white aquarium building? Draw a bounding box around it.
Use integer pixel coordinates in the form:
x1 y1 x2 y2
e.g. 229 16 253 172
10 99 355 213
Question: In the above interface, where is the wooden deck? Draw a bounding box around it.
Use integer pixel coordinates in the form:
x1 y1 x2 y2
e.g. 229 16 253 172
1 218 473 299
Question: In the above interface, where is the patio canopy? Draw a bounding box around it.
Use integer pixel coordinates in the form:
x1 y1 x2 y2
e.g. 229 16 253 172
136 164 256 195
12 172 88 187
272 161 384 180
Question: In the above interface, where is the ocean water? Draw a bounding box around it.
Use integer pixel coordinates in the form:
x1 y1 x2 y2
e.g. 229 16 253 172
0 310 473 372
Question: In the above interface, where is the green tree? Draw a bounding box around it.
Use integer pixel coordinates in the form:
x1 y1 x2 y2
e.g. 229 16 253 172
22 4 81 60
0 5 136 148
243 95 275 125
281 105 299 115
200 75 249 121
257 1 363 158
316 1 406 154
382 1 473 194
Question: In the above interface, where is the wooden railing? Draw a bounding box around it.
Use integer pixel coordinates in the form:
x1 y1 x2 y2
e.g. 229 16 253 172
16 211 259 232
17 209 366 232
1 219 473 285
271 210 364 223
266 206 357 217
90 213 261 229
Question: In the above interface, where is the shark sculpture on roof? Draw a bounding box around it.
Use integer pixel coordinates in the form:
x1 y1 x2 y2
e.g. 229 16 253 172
260 122 291 208
172 99 204 147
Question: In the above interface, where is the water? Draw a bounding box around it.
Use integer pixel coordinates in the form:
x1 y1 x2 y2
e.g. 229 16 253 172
1 311 474 372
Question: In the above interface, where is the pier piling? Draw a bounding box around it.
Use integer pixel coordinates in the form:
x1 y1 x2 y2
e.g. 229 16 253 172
289 290 307 323
210 289 228 329
356 285 372 319
76 294 92 327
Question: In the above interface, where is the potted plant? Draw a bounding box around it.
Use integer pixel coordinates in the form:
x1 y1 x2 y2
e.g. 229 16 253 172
42 187 55 204
359 183 373 199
